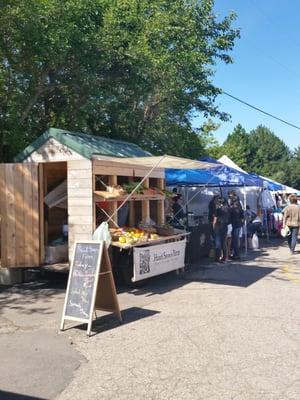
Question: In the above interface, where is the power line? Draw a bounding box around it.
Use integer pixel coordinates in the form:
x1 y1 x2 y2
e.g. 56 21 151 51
243 36 300 81
247 0 300 50
222 91 300 131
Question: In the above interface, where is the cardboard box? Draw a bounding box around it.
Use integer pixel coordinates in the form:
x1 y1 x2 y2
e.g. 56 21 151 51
45 243 68 264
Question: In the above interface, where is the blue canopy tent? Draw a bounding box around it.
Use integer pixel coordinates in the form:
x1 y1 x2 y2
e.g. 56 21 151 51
249 173 283 192
165 168 221 186
201 156 285 191
166 157 263 188
165 157 264 255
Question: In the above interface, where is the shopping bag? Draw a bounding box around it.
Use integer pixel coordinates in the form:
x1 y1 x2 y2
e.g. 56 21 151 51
280 226 291 238
92 221 112 248
251 233 259 249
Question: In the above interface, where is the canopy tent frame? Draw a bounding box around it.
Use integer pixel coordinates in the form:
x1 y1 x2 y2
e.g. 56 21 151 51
173 181 249 256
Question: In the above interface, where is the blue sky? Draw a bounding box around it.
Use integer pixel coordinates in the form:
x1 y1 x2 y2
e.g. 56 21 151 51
194 0 300 150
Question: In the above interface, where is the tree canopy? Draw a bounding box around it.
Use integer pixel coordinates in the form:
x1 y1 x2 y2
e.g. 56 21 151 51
210 123 296 187
248 125 290 184
0 0 239 161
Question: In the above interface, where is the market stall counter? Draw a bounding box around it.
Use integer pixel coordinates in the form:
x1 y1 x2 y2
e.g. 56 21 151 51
110 228 189 286
91 156 216 286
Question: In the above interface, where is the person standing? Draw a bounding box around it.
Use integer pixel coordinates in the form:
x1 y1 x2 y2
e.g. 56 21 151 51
283 194 300 254
213 197 231 263
208 195 220 224
230 198 244 260
172 194 185 224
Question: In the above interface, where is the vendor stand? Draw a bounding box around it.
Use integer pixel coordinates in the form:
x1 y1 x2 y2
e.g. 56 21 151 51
165 158 264 261
0 126 216 284
92 155 215 285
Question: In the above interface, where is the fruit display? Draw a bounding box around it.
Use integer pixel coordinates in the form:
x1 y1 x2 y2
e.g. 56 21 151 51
110 227 149 245
110 226 166 246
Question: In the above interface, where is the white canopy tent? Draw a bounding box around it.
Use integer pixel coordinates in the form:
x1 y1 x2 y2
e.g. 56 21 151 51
218 155 276 210
219 155 299 195
218 155 246 173
283 185 299 194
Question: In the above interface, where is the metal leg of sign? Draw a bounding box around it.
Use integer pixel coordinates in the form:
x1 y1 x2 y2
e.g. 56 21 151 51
60 319 65 331
87 316 93 337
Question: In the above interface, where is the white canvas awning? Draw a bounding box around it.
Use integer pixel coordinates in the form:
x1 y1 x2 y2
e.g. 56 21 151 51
92 154 217 170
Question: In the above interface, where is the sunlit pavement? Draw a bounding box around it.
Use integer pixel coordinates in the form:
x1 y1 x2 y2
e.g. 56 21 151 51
1 239 300 400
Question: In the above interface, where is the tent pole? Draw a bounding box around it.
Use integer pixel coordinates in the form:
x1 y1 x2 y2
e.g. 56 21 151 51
244 185 248 255
185 186 191 271
265 208 270 242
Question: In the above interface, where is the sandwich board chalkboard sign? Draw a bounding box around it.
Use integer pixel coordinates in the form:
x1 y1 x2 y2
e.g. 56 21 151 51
60 241 121 336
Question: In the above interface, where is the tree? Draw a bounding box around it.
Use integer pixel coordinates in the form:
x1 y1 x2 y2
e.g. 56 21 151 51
287 147 300 189
217 124 252 168
209 124 293 185
0 0 239 161
248 125 290 183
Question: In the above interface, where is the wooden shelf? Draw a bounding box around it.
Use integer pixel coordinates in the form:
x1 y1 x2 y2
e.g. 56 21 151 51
94 190 165 202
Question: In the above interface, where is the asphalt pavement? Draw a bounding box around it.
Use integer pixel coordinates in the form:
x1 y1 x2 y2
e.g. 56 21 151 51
1 239 300 400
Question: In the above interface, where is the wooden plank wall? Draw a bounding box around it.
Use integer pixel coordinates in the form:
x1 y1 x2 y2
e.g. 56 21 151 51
68 160 93 259
0 163 40 268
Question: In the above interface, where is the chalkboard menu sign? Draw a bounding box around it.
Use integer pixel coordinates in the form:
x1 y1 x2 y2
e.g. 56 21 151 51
61 240 122 336
61 241 103 334
65 243 101 319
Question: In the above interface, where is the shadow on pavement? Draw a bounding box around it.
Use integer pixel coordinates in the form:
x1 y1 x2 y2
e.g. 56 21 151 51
64 306 160 336
0 390 46 400
0 238 287 315
184 263 277 288
0 277 66 317
121 271 190 297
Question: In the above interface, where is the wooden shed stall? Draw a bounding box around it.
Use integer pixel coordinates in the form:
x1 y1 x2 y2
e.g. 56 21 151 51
0 128 215 286
0 128 151 269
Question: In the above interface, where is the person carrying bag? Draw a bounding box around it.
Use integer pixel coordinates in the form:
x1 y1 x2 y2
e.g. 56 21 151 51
283 194 300 254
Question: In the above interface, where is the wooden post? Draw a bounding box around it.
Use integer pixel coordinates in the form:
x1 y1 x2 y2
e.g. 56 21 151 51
128 177 135 227
44 164 49 246
68 160 93 259
38 164 45 264
0 165 8 267
108 175 118 227
157 178 165 225
141 178 150 222
92 166 96 232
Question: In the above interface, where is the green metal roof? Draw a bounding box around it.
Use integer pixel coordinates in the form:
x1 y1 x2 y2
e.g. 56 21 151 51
15 128 151 162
